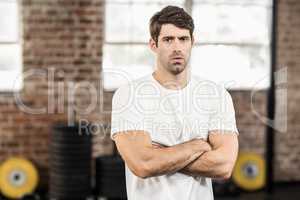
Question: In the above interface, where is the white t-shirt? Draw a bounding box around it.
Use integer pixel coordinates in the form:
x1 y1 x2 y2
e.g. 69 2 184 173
110 73 239 200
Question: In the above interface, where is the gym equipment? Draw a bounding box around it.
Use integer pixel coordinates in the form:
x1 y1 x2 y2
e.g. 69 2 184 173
0 157 39 199
49 124 92 200
232 152 266 191
212 179 240 197
95 155 127 199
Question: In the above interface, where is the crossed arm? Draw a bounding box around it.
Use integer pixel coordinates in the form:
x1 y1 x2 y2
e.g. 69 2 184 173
113 130 238 179
179 130 239 179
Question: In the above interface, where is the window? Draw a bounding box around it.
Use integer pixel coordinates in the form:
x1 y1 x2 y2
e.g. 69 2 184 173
0 0 22 91
103 0 272 90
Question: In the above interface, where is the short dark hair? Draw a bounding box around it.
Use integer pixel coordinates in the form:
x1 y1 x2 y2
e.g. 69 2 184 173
149 5 194 46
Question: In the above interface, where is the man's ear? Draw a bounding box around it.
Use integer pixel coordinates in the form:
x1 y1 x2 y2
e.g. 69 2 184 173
149 38 157 53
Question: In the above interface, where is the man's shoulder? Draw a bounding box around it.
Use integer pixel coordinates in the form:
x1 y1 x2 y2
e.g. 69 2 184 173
190 75 230 95
191 75 220 88
113 74 153 96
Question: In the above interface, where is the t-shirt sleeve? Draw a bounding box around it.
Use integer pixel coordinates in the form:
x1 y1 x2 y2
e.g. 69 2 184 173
110 84 153 140
208 86 239 135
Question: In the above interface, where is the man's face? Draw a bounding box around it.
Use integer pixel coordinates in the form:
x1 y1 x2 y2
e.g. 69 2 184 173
150 24 194 75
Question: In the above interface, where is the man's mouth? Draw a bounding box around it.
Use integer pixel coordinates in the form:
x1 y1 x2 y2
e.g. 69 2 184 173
172 57 184 60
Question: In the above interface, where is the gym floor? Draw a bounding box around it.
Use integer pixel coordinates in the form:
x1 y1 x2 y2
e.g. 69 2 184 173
215 183 300 200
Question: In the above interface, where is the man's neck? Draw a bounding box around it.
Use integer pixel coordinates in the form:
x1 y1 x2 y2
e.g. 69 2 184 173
152 68 190 90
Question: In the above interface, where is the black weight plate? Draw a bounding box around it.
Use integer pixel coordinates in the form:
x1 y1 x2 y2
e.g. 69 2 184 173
51 132 91 137
52 124 92 134
49 149 91 156
49 195 88 200
50 154 91 161
96 178 125 184
50 180 90 187
51 133 91 140
95 156 123 163
50 159 91 166
50 169 91 176
50 141 91 148
96 180 126 187
50 173 90 180
50 152 91 157
95 167 125 174
97 187 126 199
49 194 88 200
50 161 91 167
50 180 91 188
50 161 91 168
50 185 90 192
50 174 90 181
96 170 125 176
50 179 90 186
50 154 91 160
50 189 90 195
96 174 125 180
50 148 91 155
50 163 91 170
96 166 125 173
96 160 125 167
96 172 125 178
96 184 125 191
51 134 91 140
50 182 90 189
49 191 90 199
50 172 90 179
50 154 91 159
50 152 91 158
50 188 90 196
51 127 92 135
50 168 91 176
49 151 91 158
96 177 126 183
50 139 91 146
50 146 91 153
49 146 91 154
50 161 91 169
50 155 91 161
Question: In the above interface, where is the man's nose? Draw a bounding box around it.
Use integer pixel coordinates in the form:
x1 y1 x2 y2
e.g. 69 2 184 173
172 39 182 51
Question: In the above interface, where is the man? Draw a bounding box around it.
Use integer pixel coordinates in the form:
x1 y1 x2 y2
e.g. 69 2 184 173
110 5 239 200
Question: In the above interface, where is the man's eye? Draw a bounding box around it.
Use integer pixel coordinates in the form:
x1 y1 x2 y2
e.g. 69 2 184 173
180 37 188 41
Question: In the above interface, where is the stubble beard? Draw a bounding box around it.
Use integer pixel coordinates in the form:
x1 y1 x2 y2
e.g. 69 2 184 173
167 61 186 75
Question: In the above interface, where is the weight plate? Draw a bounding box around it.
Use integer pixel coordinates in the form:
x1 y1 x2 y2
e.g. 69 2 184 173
232 152 265 191
0 157 39 199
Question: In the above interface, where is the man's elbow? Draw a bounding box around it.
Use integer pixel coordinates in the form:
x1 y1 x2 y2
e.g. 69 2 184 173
220 163 234 180
221 171 232 180
131 162 154 179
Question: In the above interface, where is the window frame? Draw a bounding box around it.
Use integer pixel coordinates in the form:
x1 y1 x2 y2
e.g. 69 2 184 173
102 0 272 91
0 0 23 92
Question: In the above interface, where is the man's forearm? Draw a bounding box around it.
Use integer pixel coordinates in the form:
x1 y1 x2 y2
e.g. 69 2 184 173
140 139 210 178
179 133 238 179
179 149 231 179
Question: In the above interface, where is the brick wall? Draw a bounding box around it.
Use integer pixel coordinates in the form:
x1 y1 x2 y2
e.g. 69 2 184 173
0 0 114 186
274 0 300 181
0 0 299 187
